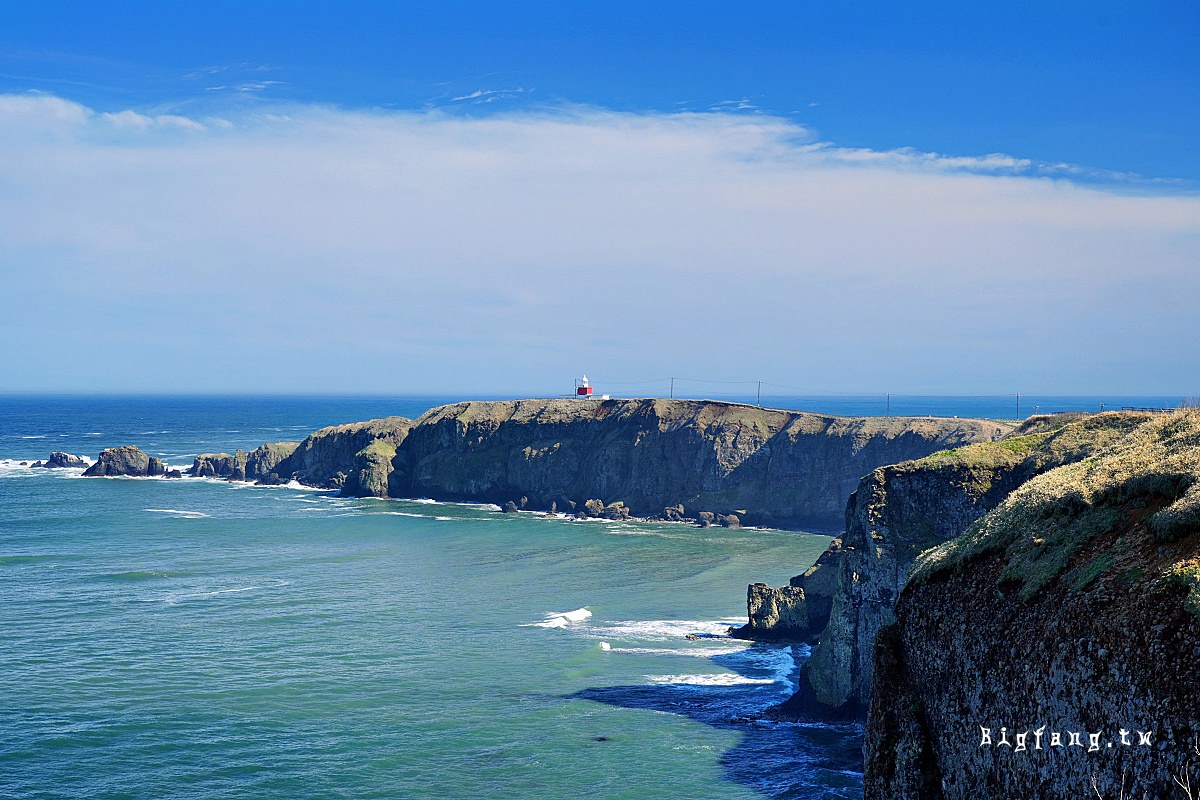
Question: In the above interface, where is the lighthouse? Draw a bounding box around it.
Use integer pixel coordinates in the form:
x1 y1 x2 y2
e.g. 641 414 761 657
575 375 594 398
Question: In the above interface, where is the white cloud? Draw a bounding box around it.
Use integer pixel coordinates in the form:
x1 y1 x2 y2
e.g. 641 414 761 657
0 94 1197 394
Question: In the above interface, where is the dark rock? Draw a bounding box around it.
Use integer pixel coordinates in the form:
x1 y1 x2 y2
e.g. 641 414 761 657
582 498 605 518
717 513 741 528
697 511 715 528
663 503 686 521
191 451 246 479
83 446 154 477
864 410 1200 798
502 501 519 513
34 452 88 469
165 469 182 478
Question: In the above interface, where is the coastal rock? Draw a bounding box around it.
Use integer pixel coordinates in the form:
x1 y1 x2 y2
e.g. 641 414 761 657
662 503 686 522
342 439 398 498
191 451 247 480
503 500 520 513
246 442 299 481
269 417 412 490
385 399 1009 529
864 410 1200 799
759 412 1158 717
732 541 843 642
83 446 154 477
32 451 88 469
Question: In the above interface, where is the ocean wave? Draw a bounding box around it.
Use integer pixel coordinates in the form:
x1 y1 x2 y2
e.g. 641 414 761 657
144 509 210 519
607 644 750 658
645 673 777 687
522 607 593 628
587 618 742 641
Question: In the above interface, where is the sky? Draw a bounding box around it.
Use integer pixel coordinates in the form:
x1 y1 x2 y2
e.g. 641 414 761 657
1 1 1197 396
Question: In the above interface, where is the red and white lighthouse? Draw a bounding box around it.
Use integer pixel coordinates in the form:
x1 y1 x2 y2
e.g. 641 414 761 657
575 375 594 398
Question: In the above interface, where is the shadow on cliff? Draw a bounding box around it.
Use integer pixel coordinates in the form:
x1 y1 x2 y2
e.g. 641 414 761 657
569 645 864 799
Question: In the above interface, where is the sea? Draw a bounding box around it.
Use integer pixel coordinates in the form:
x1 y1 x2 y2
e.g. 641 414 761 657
0 393 1184 799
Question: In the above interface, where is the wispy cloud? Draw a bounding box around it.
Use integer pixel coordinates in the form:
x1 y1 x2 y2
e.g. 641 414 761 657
0 94 1196 394
448 87 531 104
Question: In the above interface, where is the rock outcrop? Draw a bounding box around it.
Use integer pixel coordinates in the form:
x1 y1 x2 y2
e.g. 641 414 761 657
271 417 412 491
190 442 299 482
752 412 1158 716
385 399 1009 529
864 410 1200 799
31 452 88 469
191 451 248 480
83 446 169 477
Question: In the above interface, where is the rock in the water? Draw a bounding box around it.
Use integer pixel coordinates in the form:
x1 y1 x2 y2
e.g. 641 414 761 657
582 498 605 518
697 511 716 528
83 446 154 477
502 500 520 513
33 452 88 469
662 503 686 521
191 451 246 479
717 513 741 528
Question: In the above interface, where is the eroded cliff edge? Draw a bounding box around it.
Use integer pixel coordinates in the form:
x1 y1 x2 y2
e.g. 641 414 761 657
183 398 1008 530
380 398 1007 529
745 412 1159 717
864 410 1200 799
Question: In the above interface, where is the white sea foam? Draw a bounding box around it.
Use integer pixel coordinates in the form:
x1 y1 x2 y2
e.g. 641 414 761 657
587 618 742 641
381 511 426 518
522 607 593 628
144 509 210 519
19 435 46 439
599 641 612 651
409 498 437 505
645 673 777 686
609 644 750 657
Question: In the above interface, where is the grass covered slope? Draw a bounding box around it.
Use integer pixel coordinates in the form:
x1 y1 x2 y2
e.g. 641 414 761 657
866 410 1200 799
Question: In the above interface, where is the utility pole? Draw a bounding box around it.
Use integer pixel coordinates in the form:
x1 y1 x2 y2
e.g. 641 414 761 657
670 377 674 399
1016 392 1021 420
757 381 762 407
886 392 891 417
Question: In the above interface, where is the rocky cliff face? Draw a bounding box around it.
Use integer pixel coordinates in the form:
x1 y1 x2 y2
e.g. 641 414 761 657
753 412 1156 717
864 410 1200 799
271 417 412 490
386 399 1009 529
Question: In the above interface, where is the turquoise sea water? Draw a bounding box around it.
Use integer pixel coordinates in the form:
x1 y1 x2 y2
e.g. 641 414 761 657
0 394 1180 798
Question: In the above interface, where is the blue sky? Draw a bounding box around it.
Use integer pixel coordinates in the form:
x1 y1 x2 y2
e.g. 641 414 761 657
1 2 1198 395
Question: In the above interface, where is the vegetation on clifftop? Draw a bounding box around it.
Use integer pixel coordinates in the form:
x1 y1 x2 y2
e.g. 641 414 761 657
912 410 1200 601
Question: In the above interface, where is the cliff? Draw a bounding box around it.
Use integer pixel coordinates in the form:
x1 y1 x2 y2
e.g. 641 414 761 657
269 417 413 490
385 398 1010 529
864 410 1200 799
753 412 1156 717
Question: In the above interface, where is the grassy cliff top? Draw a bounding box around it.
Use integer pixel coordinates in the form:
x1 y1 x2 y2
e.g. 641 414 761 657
411 397 1012 439
912 410 1200 602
